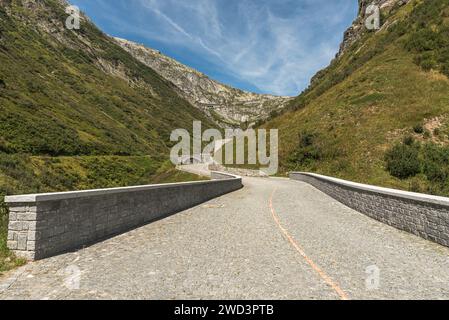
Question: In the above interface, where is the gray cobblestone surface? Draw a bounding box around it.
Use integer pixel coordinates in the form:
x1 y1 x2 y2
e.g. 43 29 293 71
1 177 449 300
290 173 449 248
6 175 241 260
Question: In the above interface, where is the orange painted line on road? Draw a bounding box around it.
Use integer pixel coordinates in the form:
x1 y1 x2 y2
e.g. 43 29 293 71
269 188 350 300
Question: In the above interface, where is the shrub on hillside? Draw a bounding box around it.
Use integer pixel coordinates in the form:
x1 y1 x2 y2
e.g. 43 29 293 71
403 0 449 76
288 131 324 168
422 143 449 184
415 53 437 71
403 135 415 146
385 138 449 194
385 143 421 179
405 28 440 52
434 128 441 136
413 124 424 134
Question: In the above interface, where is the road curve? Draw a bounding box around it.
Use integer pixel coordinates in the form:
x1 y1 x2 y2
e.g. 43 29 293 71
1 175 449 300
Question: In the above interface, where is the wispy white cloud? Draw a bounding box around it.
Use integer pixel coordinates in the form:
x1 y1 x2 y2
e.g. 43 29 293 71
74 0 358 96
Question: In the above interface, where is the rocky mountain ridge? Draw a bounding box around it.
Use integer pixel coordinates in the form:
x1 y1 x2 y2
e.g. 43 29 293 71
265 0 449 196
309 0 410 87
0 0 216 156
338 0 411 57
114 37 293 127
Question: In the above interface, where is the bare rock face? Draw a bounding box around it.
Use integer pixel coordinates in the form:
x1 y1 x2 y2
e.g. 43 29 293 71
114 38 292 127
338 0 411 57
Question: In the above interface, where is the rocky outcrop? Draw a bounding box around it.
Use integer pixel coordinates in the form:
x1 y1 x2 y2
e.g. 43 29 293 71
114 38 292 127
337 0 411 57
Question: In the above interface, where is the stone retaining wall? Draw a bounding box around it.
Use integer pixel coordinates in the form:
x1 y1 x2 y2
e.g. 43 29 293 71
5 172 242 260
208 164 268 178
290 172 449 248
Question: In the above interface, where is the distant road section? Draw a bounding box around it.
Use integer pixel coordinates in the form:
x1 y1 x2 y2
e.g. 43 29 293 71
1 167 449 299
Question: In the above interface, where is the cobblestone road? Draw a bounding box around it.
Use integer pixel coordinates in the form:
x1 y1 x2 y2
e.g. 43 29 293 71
1 176 449 300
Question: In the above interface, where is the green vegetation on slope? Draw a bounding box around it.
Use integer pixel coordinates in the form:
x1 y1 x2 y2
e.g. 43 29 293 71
264 0 449 194
0 154 207 274
0 0 214 273
404 0 449 75
384 134 449 195
0 0 213 157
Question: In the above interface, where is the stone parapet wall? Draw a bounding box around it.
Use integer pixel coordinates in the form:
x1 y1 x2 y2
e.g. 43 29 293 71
5 173 242 260
208 164 268 178
290 172 449 248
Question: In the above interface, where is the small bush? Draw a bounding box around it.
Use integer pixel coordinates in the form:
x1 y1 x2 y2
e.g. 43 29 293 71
269 110 280 119
403 135 415 146
413 124 424 134
418 55 437 71
403 0 449 76
422 143 449 183
385 143 421 179
299 131 316 148
423 160 447 183
288 131 323 167
433 128 441 136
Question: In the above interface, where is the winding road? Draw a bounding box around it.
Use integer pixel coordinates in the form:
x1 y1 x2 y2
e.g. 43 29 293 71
1 166 449 300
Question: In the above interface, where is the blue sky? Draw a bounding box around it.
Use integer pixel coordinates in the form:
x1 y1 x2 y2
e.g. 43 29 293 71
70 0 358 96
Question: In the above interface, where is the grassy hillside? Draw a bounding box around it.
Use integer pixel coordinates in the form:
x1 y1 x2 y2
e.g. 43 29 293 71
0 0 214 273
264 0 449 196
0 0 214 156
0 155 205 273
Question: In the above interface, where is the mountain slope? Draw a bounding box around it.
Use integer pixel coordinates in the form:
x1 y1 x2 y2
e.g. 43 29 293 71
115 38 292 127
0 0 214 158
265 0 449 196
0 0 215 271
